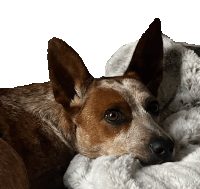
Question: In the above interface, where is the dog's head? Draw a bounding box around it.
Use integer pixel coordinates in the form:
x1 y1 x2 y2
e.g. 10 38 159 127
48 18 175 165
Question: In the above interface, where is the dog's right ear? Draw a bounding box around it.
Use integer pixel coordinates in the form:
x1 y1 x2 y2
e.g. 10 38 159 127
48 37 93 110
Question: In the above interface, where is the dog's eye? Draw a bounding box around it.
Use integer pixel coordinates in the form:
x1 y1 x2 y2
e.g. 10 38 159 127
107 111 119 121
104 109 124 125
147 101 159 115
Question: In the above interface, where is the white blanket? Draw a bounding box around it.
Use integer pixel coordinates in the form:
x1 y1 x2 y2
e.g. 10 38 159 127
64 35 200 189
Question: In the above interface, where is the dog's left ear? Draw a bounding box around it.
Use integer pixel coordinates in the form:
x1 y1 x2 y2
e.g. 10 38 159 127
124 18 163 97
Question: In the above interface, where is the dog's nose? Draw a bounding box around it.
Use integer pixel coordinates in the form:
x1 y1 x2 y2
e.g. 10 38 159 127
149 138 174 160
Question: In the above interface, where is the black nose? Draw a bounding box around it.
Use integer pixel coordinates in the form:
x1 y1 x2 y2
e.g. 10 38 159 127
149 137 174 160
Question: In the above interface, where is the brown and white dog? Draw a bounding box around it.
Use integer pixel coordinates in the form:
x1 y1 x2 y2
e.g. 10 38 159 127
0 18 175 189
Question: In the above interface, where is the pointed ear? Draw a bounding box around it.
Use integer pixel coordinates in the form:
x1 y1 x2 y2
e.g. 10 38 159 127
124 18 163 97
48 37 93 109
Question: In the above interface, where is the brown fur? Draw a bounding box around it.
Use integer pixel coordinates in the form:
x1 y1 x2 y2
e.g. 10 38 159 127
0 18 174 188
0 138 29 189
0 84 75 188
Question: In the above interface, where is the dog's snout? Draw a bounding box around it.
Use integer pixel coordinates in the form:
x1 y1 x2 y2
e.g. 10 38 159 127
149 138 174 160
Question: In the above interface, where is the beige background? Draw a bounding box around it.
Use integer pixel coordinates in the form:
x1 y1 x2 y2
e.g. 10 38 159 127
0 1 199 87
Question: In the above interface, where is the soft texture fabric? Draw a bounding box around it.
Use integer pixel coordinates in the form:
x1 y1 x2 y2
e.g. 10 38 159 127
64 35 200 189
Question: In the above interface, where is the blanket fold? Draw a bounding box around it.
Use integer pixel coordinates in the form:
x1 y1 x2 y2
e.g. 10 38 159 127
64 147 200 189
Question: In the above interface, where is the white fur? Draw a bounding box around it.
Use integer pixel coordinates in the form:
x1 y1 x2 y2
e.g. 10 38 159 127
64 35 200 189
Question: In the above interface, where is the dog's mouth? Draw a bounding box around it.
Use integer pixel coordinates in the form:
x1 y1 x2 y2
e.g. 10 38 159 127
139 154 174 166
140 159 164 166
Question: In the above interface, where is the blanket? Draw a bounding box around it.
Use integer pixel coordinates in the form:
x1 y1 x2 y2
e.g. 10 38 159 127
63 35 200 189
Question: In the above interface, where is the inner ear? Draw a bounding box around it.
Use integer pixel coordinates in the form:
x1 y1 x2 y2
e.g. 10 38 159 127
124 18 163 97
48 37 93 109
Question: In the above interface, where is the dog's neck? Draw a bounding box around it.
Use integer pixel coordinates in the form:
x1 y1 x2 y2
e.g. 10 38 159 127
0 81 76 150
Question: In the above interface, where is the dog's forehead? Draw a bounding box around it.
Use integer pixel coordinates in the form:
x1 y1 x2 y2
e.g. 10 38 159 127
96 78 151 107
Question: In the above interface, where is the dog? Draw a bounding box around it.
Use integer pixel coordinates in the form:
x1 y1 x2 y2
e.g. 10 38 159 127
0 18 175 189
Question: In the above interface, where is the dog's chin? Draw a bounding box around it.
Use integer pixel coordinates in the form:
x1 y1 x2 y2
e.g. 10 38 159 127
139 156 174 166
140 159 164 166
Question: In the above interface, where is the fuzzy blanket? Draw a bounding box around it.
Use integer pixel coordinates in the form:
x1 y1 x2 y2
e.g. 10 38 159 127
64 35 200 189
